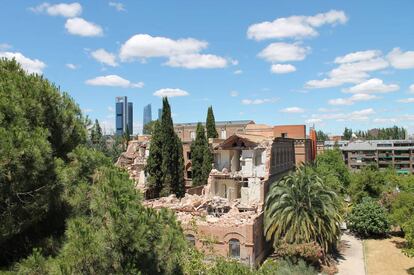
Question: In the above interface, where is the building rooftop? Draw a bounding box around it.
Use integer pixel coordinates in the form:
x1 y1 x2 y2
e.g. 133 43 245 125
341 139 414 151
174 120 255 127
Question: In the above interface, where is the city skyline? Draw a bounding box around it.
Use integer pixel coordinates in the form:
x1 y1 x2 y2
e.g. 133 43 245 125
1 1 414 135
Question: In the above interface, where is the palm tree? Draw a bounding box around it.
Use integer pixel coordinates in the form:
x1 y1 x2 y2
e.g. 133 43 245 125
264 165 342 254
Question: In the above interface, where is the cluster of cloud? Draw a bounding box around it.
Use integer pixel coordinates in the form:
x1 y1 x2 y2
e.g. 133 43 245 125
153 88 189 97
306 48 414 106
108 2 125 12
280 107 305 113
30 2 103 37
0 51 46 74
119 34 235 69
306 108 376 124
91 48 118 67
85 75 144 88
241 98 278 105
248 10 348 74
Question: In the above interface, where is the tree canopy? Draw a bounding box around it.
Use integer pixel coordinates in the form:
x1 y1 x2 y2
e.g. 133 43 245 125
190 123 212 186
206 106 218 139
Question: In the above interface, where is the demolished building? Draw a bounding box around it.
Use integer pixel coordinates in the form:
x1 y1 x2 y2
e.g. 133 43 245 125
143 134 295 266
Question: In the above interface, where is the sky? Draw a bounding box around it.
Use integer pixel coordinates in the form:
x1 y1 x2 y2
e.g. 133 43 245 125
1 1 414 135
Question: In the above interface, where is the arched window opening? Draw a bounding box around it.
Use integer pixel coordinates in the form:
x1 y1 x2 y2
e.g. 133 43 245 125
229 238 240 258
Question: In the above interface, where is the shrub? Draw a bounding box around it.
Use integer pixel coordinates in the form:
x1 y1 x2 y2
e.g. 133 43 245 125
276 242 323 266
347 198 390 237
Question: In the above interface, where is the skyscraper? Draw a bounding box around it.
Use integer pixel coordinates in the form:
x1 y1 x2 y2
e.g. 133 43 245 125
143 104 152 134
115 96 133 135
158 108 162 120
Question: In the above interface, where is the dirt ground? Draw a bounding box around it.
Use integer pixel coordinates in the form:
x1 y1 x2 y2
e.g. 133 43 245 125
365 236 414 275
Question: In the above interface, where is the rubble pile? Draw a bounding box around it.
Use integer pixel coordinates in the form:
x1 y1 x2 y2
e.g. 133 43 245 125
144 193 259 226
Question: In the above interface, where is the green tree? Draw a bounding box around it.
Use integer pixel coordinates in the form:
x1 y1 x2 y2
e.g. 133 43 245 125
90 119 103 145
343 127 353 140
160 97 185 198
206 106 218 139
143 120 157 135
315 149 350 193
264 166 341 255
347 198 390 237
190 123 212 186
348 165 386 203
145 120 164 197
316 130 329 142
0 59 86 264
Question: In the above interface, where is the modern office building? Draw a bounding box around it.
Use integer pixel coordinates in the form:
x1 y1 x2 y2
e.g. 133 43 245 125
115 96 133 135
143 104 152 134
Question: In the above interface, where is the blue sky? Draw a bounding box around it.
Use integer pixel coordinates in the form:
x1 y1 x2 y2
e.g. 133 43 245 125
1 1 414 135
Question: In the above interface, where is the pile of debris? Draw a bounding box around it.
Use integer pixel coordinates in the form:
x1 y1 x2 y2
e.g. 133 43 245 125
144 193 259 226
116 140 149 189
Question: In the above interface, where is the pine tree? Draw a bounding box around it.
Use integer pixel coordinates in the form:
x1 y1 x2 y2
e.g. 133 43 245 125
145 120 164 197
159 97 185 198
91 119 103 145
206 106 218 139
191 123 211 186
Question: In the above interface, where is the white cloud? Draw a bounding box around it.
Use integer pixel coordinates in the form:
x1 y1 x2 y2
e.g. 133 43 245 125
230 90 239 97
344 78 399 94
119 33 231 69
280 107 305 113
233 69 243 75
109 2 125 12
306 57 389 89
308 108 375 122
91 49 118 67
373 118 397 124
119 34 207 61
165 54 229 69
85 75 144 88
65 17 103 37
66 63 78 69
0 51 46 74
258 43 309 63
387 47 414 69
241 98 278 105
334 50 381 64
328 93 378 106
397 98 414 103
318 107 340 113
154 88 189 97
0 43 11 50
247 10 347 40
270 64 296 74
30 2 82 17
306 118 323 124
410 84 414 93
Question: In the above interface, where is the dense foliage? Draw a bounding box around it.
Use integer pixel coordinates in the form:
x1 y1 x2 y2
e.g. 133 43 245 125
342 126 406 140
316 130 329 142
145 98 185 198
190 123 212 186
264 166 341 255
206 106 218 139
347 198 390 237
348 165 386 203
0 59 86 264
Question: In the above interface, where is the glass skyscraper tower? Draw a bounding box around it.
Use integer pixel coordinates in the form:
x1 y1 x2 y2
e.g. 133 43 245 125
115 96 133 135
143 104 152 134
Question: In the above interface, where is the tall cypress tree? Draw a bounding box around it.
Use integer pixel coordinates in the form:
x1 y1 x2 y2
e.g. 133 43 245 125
206 106 218 139
159 97 185 198
91 119 103 145
191 123 210 186
145 120 163 197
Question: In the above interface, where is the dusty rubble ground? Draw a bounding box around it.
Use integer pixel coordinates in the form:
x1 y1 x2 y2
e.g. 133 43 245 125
144 193 260 226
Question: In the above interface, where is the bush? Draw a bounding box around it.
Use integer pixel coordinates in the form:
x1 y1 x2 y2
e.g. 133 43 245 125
347 198 390 237
276 242 323 266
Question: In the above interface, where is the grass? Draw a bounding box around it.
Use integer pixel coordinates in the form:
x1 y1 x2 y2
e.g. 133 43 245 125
364 236 414 275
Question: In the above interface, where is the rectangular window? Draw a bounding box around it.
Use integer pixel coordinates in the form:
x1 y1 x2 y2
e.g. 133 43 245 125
190 131 196 140
221 129 227 139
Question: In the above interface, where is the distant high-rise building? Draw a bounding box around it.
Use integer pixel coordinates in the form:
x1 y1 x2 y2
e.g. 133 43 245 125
158 108 162 120
115 96 133 135
143 104 152 134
